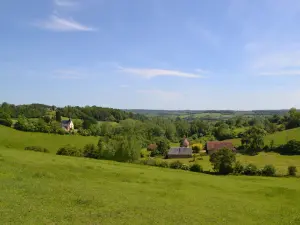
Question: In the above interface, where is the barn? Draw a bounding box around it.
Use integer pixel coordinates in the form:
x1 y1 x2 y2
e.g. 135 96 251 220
167 147 193 159
205 141 235 155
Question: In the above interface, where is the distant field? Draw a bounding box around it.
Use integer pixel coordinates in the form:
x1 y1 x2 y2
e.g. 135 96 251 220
0 125 98 153
0 147 300 224
1 125 300 175
166 152 300 176
229 127 300 146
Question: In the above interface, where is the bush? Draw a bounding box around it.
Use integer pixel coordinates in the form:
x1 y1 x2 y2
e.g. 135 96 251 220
170 160 183 169
140 149 151 158
83 144 99 159
261 164 276 176
233 161 244 174
56 145 83 157
157 160 169 168
209 148 236 175
189 164 203 173
145 158 157 166
288 166 297 176
276 140 300 155
191 143 203 153
24 146 49 153
0 118 13 127
243 164 258 176
181 164 190 171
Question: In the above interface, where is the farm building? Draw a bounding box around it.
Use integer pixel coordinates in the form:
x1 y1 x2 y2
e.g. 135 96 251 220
205 141 235 155
167 147 193 159
61 118 74 131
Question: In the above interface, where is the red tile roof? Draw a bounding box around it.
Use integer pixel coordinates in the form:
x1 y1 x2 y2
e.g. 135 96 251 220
206 141 235 151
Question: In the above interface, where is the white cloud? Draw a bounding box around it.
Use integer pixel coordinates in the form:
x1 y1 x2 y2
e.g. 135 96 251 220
259 70 300 76
34 15 96 32
54 0 78 7
119 67 205 79
119 84 129 88
195 68 210 74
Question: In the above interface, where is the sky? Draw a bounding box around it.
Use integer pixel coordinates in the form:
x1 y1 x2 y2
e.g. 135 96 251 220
1 0 300 110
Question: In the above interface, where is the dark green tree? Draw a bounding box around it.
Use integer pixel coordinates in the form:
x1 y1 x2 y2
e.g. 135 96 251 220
55 111 62 122
241 126 266 155
209 148 236 175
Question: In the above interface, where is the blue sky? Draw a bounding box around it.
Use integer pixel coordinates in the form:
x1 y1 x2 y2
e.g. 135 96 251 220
1 0 300 110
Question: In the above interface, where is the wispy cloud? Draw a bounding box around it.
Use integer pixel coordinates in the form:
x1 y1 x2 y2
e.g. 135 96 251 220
34 15 96 32
54 0 78 7
119 84 129 88
119 67 205 79
52 70 84 79
259 70 300 76
195 68 210 74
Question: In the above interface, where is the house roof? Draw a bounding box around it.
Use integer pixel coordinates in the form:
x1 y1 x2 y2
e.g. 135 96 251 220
168 147 193 155
206 141 235 151
61 120 72 124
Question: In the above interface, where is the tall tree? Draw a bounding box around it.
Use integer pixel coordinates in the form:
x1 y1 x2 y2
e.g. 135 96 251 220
241 126 266 155
55 111 62 122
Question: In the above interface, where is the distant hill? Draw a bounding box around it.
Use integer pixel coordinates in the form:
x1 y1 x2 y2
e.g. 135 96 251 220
229 127 300 146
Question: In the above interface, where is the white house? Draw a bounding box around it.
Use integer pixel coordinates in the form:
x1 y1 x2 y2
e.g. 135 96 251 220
61 118 74 131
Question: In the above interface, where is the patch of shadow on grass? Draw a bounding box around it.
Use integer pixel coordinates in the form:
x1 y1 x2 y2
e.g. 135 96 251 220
264 186 298 198
74 198 92 206
32 171 54 179
85 165 95 170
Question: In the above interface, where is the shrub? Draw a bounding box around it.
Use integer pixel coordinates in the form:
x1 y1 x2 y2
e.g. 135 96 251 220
243 164 258 176
145 158 157 166
170 160 183 169
24 146 49 153
181 164 190 171
209 148 236 175
0 118 13 127
191 143 203 153
261 164 276 176
189 164 203 173
56 145 83 157
157 160 169 168
233 161 244 174
83 144 99 159
140 149 151 158
288 166 297 176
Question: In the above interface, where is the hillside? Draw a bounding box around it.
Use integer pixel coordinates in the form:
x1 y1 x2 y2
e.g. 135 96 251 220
1 147 300 224
0 125 98 153
230 127 300 146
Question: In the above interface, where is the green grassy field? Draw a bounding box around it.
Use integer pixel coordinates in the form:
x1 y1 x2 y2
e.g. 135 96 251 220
0 147 300 224
0 125 98 153
229 127 300 146
166 152 300 176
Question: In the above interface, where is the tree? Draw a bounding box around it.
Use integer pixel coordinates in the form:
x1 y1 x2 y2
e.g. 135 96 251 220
214 124 235 141
153 137 170 156
209 148 236 175
241 126 266 155
55 111 62 122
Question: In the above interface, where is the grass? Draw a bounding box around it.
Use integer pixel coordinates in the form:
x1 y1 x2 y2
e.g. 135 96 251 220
0 125 98 153
166 152 300 176
229 127 300 146
1 147 300 224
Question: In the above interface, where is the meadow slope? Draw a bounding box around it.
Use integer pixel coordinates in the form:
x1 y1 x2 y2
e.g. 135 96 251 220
0 147 300 225
230 127 300 146
0 125 98 153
